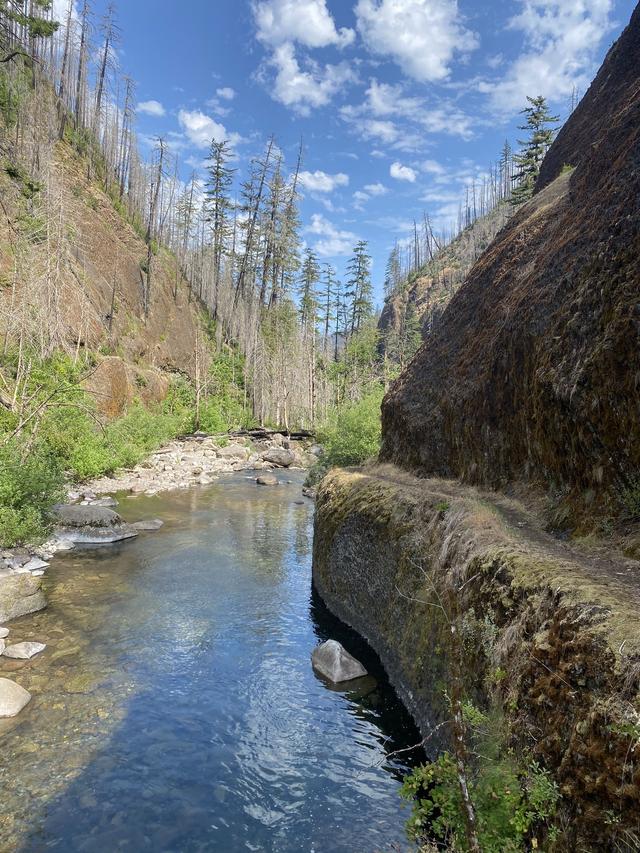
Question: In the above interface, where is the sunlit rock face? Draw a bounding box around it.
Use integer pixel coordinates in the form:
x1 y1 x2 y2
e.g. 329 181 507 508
380 5 640 524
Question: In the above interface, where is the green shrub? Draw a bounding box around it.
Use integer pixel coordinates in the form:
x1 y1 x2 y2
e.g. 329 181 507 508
620 477 640 519
318 386 384 468
0 444 65 546
401 705 560 852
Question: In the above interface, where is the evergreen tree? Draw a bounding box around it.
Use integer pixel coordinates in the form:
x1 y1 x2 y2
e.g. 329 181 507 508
346 240 373 335
0 0 58 47
384 243 402 299
205 139 235 313
511 96 559 205
298 248 320 333
318 263 336 352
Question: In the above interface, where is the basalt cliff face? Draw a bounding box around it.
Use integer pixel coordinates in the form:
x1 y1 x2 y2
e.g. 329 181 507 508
380 5 640 522
314 7 640 849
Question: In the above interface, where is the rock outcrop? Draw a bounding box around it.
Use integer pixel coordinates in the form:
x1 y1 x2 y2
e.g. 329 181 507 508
380 5 640 523
314 466 640 849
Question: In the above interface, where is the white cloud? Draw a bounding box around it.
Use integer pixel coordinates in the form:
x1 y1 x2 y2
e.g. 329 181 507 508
356 0 478 82
216 87 236 101
390 161 417 182
341 79 475 149
306 213 357 257
481 0 614 111
364 182 388 196
177 109 242 149
253 0 354 48
138 100 166 117
266 43 356 114
299 170 350 193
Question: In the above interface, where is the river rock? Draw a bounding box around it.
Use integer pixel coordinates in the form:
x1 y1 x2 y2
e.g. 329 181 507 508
256 474 279 486
90 497 118 508
53 505 137 544
217 444 250 460
0 628 9 639
23 557 49 573
131 519 164 531
0 574 46 623
311 640 367 683
3 642 46 660
262 448 295 468
0 678 31 717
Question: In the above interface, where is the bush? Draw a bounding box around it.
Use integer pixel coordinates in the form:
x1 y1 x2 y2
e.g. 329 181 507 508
318 386 384 468
401 705 560 852
620 477 640 519
0 444 65 546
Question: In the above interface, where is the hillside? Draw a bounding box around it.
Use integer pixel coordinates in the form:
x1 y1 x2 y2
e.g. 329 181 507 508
380 4 640 528
379 201 513 347
0 141 201 417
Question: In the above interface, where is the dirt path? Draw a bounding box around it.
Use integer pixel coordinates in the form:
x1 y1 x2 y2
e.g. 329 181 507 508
361 463 640 610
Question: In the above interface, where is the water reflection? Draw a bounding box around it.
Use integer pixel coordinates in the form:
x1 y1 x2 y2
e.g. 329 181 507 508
0 474 419 852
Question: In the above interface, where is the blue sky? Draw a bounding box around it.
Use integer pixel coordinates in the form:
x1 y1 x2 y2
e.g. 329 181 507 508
69 0 636 303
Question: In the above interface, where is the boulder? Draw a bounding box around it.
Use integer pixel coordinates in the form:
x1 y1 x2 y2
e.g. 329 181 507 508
0 574 46 623
3 642 46 660
23 557 49 573
53 504 137 544
131 519 164 532
217 444 250 460
256 475 279 486
0 679 31 718
54 505 121 528
311 640 367 683
262 448 295 468
309 445 324 458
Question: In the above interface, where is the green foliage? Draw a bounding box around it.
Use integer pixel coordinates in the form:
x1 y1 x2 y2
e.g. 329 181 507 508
401 705 560 852
512 95 560 205
318 386 384 468
4 162 42 199
620 477 640 519
0 444 65 546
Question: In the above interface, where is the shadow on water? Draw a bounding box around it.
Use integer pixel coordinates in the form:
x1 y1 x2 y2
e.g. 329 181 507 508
7 475 421 853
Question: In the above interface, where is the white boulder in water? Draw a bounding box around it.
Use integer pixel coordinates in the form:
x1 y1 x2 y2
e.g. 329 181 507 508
311 640 367 683
3 642 46 660
0 678 31 717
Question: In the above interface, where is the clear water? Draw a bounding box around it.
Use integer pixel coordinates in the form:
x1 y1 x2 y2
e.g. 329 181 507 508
0 473 420 852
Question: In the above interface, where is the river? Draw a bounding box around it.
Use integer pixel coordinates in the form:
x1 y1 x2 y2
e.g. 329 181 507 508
0 473 420 852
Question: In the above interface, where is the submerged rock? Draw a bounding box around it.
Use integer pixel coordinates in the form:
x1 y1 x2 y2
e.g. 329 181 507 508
131 519 164 531
311 640 367 683
0 678 31 717
3 642 46 660
256 474 279 486
90 497 118 508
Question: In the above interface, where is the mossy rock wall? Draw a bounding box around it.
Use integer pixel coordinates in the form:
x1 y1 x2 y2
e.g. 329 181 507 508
313 466 640 850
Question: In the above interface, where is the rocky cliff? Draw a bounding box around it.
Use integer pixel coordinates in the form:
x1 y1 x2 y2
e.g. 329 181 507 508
314 466 640 850
380 5 640 524
378 202 512 347
0 142 201 416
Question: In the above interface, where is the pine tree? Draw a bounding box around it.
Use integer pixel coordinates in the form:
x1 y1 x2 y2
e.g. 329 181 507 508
346 240 373 335
298 248 320 333
204 139 235 316
384 243 402 299
511 96 559 205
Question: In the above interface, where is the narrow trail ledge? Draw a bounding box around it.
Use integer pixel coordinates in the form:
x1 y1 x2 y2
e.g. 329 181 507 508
313 464 640 849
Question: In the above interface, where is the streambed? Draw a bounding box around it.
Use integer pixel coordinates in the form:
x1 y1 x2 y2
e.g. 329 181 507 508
0 473 420 852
